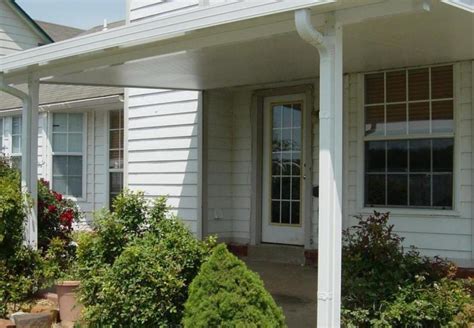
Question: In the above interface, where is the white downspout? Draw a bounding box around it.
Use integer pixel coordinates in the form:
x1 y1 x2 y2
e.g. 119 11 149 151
0 74 39 249
295 9 343 328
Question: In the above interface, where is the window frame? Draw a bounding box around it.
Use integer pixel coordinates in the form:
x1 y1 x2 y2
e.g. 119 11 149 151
0 117 4 154
49 111 87 201
361 64 458 213
106 109 124 209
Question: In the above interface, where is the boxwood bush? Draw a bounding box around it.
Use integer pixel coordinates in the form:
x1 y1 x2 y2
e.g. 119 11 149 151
76 190 215 327
183 244 286 328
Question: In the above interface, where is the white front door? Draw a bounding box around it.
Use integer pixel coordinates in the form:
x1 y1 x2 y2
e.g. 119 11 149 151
261 94 306 245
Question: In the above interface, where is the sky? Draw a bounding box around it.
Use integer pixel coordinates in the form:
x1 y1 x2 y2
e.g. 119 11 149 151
16 0 126 30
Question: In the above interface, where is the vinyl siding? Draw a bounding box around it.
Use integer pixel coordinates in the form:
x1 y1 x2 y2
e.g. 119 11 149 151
344 61 473 264
130 0 199 22
127 89 201 233
0 1 43 56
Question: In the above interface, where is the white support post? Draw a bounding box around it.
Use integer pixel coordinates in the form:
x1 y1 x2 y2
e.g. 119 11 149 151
21 77 39 249
295 10 343 327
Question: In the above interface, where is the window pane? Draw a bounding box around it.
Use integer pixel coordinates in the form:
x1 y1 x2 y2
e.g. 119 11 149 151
387 140 407 172
272 129 281 151
68 156 82 176
53 114 67 132
366 174 385 206
387 174 408 206
409 139 431 172
53 156 68 175
386 70 406 102
366 141 385 172
365 105 384 136
431 66 453 99
432 100 453 133
281 177 291 200
271 201 280 223
109 130 121 150
291 152 300 176
52 177 67 195
281 129 291 151
365 73 384 104
12 117 22 135
68 134 82 152
409 102 430 134
12 136 21 154
292 128 301 151
408 68 429 101
433 138 453 172
11 156 21 171
68 114 83 133
53 133 67 152
68 176 82 197
386 104 406 135
409 174 431 206
272 153 281 175
109 150 122 169
433 174 453 208
281 201 290 224
291 177 300 200
291 201 300 225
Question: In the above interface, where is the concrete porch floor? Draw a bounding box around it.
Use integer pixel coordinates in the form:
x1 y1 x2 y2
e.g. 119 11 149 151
244 259 318 328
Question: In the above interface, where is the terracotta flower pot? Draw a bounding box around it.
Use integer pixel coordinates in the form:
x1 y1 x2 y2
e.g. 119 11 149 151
56 281 82 323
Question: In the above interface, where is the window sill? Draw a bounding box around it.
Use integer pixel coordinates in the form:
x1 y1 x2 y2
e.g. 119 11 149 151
65 196 86 203
358 207 460 218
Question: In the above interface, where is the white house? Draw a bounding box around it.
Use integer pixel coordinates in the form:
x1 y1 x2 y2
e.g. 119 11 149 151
0 0 473 326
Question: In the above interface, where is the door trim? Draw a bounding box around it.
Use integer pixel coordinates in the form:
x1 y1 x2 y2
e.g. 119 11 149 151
250 84 314 248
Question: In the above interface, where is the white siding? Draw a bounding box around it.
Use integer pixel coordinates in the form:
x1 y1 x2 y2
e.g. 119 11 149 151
344 62 473 264
127 89 201 233
130 0 199 22
0 1 43 56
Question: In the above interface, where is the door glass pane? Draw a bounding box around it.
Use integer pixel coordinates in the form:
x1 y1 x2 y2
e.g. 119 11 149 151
272 153 281 175
292 104 301 128
271 178 280 200
291 177 300 200
272 129 281 151
281 152 291 175
291 201 300 225
292 128 301 151
281 178 291 200
281 129 291 151
386 70 406 102
271 201 280 224
409 139 431 172
281 201 290 224
386 104 406 135
432 101 453 133
282 105 292 128
409 102 430 134
431 66 453 99
365 105 384 136
409 174 431 206
291 152 300 176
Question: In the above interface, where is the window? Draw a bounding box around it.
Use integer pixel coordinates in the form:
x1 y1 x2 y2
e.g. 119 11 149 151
364 65 454 209
109 110 124 207
11 116 22 169
52 113 84 198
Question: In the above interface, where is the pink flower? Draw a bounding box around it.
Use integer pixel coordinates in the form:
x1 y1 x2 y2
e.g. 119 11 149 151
48 205 57 213
53 191 63 202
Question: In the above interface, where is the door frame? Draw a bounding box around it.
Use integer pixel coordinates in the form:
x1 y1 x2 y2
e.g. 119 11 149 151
250 84 314 248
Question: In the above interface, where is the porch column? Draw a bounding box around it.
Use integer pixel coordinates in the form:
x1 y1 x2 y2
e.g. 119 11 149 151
22 77 39 249
295 10 343 327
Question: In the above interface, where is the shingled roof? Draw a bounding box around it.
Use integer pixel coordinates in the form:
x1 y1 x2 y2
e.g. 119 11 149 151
36 21 84 42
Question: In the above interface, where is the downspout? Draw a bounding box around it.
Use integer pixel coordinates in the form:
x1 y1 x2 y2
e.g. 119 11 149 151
295 8 343 328
0 74 38 249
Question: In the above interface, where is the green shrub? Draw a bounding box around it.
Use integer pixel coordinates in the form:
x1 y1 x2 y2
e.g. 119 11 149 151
183 244 286 328
76 190 215 327
341 212 467 327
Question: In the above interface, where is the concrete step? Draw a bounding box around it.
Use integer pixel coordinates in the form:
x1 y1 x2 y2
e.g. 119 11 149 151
247 244 305 265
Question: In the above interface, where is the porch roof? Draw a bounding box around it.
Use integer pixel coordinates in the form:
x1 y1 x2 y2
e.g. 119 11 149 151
0 0 472 90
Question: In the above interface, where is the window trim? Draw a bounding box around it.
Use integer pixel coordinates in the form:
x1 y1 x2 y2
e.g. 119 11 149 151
358 63 459 214
106 109 125 209
0 117 4 154
49 111 87 201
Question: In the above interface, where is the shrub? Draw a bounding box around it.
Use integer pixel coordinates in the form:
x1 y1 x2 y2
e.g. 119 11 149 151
76 190 215 327
183 244 286 328
341 211 467 327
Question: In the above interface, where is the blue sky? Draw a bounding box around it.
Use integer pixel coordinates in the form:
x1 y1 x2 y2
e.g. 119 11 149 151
16 0 126 30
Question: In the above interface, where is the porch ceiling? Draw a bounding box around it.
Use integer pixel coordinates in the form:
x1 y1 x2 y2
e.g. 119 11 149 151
2 0 473 90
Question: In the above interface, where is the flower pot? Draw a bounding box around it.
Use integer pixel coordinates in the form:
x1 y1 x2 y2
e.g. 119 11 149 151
56 281 82 323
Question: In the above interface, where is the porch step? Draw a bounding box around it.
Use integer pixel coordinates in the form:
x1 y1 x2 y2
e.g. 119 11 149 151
247 244 305 265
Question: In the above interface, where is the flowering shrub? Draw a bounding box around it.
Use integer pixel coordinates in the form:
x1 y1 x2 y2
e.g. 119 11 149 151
37 179 81 253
